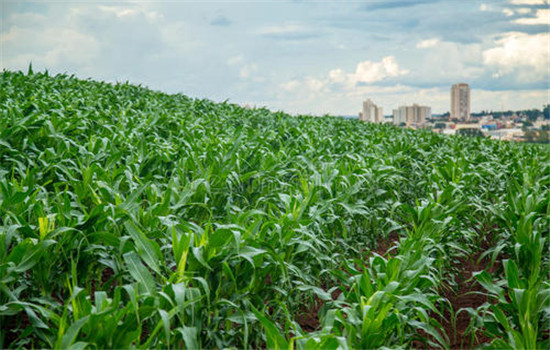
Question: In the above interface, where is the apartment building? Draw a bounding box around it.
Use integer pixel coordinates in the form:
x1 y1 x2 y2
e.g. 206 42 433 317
392 104 431 125
359 99 384 123
451 83 471 121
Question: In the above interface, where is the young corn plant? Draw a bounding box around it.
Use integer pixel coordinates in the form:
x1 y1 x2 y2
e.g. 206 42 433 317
1 69 549 349
466 183 550 349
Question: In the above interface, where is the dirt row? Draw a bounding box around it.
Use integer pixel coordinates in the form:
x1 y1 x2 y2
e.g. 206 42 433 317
295 232 503 349
295 232 401 333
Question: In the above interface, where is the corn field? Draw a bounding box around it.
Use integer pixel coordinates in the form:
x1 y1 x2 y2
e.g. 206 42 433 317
1 70 549 349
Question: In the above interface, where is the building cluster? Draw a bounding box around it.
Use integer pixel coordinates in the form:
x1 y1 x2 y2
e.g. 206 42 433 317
359 82 471 126
357 83 548 142
359 100 431 126
435 114 549 141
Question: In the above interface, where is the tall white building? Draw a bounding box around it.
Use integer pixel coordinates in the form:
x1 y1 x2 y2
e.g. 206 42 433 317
392 104 431 125
451 83 470 121
359 99 384 123
392 106 406 124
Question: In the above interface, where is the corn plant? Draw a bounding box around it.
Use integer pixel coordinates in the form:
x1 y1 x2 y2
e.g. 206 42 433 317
1 69 549 349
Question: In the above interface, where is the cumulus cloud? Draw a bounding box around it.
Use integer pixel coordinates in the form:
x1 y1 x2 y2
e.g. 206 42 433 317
416 38 440 48
329 56 409 88
239 63 258 79
277 56 410 112
1 23 100 70
278 77 328 96
97 5 163 23
227 55 244 66
304 77 327 92
354 57 409 83
502 8 515 16
516 8 532 14
280 80 300 92
483 32 549 82
514 8 549 25
226 54 260 80
259 23 322 40
280 56 409 96
509 0 548 4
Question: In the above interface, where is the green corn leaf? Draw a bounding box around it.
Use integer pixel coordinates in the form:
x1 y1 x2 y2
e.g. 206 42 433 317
123 252 157 295
178 326 199 350
59 316 90 350
124 220 162 274
251 305 289 350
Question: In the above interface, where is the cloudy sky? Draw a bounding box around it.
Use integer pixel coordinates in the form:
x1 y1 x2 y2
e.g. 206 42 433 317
2 0 548 115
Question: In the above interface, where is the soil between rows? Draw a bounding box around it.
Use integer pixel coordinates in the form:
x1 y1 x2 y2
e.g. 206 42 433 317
295 232 503 350
429 252 499 349
295 232 401 333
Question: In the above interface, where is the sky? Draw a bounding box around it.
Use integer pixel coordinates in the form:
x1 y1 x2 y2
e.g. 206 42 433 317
1 0 549 116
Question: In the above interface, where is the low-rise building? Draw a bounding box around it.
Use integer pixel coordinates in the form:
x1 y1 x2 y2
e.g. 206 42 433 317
486 128 524 141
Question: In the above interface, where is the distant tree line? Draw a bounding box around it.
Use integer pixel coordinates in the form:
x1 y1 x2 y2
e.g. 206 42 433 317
457 128 484 138
471 105 550 121
524 130 550 144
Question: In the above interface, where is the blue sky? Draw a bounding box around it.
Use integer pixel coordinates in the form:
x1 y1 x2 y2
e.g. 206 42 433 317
2 0 548 115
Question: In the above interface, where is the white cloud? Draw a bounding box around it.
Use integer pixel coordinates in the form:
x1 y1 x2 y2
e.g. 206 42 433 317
333 56 409 86
483 32 549 81
227 55 244 66
258 22 319 40
483 3 534 16
280 80 300 92
239 63 258 79
514 9 550 25
408 40 483 83
328 68 348 84
98 6 138 18
1 26 100 70
279 56 408 98
304 77 327 92
473 89 548 112
260 23 305 35
516 8 532 14
226 54 259 80
278 76 327 95
354 56 409 83
416 38 440 48
97 5 163 23
502 8 515 17
509 0 548 4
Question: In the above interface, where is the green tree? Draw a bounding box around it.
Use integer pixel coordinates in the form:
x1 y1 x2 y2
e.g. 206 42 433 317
457 128 484 138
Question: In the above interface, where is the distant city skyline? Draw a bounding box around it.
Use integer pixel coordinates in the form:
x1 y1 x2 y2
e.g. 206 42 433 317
2 1 548 115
